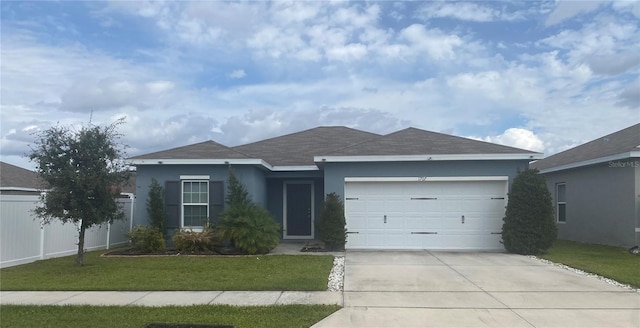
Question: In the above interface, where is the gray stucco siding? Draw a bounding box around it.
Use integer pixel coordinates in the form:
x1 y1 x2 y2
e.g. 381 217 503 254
322 160 530 202
133 164 267 228
543 162 638 247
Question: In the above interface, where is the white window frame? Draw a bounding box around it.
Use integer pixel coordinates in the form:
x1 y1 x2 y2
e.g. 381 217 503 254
556 183 566 223
181 179 209 231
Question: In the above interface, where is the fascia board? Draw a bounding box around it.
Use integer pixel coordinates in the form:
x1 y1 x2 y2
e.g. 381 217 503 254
314 153 542 163
345 176 509 182
538 151 640 174
128 158 270 167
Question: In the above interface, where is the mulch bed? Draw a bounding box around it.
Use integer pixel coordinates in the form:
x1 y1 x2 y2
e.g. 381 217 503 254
102 246 247 257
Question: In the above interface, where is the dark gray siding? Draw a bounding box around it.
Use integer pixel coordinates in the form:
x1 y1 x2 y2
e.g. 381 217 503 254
323 160 530 202
543 162 638 247
133 164 267 228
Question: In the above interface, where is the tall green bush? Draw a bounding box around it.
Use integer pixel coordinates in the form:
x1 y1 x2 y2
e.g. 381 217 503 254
146 178 168 237
218 167 280 254
502 168 557 255
317 192 347 251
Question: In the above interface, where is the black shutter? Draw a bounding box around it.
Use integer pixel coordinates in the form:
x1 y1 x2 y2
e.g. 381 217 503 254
209 181 224 222
165 181 180 229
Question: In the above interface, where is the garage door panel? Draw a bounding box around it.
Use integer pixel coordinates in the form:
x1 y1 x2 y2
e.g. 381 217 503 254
345 179 507 250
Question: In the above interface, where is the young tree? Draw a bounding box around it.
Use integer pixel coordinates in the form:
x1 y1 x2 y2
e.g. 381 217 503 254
29 120 130 266
225 166 252 209
146 178 168 237
317 192 347 251
502 168 557 255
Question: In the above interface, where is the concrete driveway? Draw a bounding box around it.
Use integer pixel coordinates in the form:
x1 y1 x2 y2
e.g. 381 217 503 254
313 250 640 327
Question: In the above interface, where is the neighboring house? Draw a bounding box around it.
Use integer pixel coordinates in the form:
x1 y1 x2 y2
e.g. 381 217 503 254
531 123 640 248
129 126 541 250
0 162 44 195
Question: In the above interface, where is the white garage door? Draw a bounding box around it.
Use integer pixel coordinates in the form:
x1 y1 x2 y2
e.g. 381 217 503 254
344 177 508 250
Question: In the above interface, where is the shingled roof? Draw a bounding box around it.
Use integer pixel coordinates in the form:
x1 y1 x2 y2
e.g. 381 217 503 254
129 140 250 160
0 161 44 190
232 126 380 166
323 127 538 156
130 126 541 167
531 123 640 172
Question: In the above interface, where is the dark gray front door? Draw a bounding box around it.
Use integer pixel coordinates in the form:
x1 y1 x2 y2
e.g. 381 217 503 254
285 182 313 238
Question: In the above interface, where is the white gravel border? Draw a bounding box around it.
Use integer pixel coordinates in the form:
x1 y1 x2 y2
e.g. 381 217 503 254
327 256 345 291
530 256 640 293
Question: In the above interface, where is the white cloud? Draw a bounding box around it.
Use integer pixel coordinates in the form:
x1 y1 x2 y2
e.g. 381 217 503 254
472 128 545 152
545 0 605 26
229 69 246 79
399 24 463 60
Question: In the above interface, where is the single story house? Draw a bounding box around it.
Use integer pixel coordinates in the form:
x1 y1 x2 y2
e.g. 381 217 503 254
129 126 541 250
531 123 640 248
0 162 44 195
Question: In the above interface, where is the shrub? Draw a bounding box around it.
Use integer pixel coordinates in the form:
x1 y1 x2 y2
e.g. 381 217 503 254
172 226 219 253
146 178 168 237
218 204 281 255
217 167 280 255
127 225 165 253
502 168 557 255
316 192 347 251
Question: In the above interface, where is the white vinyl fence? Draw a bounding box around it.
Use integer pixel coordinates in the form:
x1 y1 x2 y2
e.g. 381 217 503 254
0 194 134 268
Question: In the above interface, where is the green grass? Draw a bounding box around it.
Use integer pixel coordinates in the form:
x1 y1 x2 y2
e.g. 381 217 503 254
540 240 640 288
0 304 341 328
0 249 334 291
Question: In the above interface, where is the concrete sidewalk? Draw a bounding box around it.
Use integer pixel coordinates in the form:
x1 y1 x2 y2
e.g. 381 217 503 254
0 291 343 306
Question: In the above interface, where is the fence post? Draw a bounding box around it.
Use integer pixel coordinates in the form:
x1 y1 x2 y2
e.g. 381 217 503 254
39 219 45 260
106 221 111 250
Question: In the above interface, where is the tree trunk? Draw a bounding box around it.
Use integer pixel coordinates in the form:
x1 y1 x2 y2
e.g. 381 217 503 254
76 220 86 267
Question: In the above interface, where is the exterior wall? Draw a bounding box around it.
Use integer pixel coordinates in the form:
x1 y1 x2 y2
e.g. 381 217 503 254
133 164 267 227
323 160 530 202
543 161 638 247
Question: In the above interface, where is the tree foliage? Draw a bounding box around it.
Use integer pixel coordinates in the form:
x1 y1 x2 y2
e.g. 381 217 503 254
29 119 130 266
218 166 280 254
316 192 347 251
146 178 168 237
502 168 557 255
225 166 252 209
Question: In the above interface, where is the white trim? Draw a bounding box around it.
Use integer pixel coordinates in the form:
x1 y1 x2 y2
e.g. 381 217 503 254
179 175 210 180
345 176 509 183
130 158 267 166
181 180 209 229
283 181 315 240
635 228 640 233
271 165 319 171
129 158 320 172
0 187 44 192
315 153 542 163
537 151 640 173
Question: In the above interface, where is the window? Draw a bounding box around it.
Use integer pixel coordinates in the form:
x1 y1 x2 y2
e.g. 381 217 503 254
556 183 566 223
182 180 209 228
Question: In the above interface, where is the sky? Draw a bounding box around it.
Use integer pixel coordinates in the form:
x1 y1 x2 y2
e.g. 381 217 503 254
1 0 639 170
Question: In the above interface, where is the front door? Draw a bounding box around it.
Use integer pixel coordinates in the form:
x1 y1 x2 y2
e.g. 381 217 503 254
284 182 314 239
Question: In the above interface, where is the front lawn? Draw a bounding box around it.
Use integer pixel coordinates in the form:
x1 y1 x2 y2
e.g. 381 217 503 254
0 250 334 291
0 304 341 328
540 240 640 288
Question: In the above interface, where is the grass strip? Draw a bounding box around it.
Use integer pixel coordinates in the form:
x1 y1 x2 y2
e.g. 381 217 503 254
1 250 334 291
0 304 341 328
540 239 640 288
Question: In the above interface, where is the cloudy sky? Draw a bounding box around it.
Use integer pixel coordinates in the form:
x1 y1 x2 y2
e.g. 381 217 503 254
2 1 639 170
